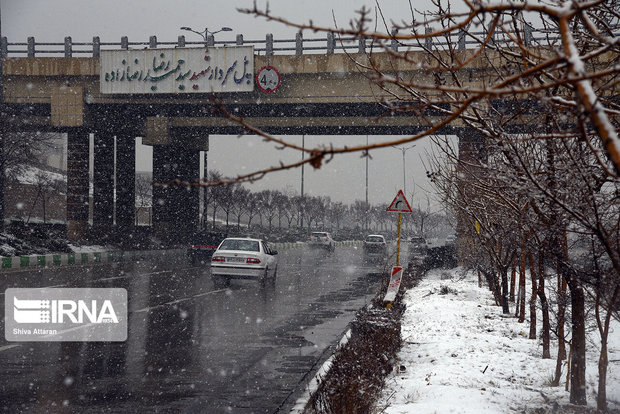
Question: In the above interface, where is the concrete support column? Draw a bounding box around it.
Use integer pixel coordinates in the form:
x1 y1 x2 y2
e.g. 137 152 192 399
152 146 171 240
0 132 4 229
92 134 114 230
152 146 199 244
456 127 488 265
171 148 199 235
116 133 136 231
66 129 90 240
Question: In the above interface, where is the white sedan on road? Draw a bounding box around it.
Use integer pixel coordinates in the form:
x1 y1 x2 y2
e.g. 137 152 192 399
210 238 278 287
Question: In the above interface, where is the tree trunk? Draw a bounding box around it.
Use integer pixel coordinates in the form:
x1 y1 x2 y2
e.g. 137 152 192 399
596 284 619 412
538 249 551 358
518 235 527 323
212 206 218 230
552 267 567 385
527 249 537 339
569 283 587 405
598 335 609 412
42 194 47 224
482 268 500 306
26 188 42 225
557 267 567 364
510 257 516 302
500 265 510 314
493 268 501 306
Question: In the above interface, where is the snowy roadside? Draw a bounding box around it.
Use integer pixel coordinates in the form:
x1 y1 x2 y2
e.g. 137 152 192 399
376 268 620 413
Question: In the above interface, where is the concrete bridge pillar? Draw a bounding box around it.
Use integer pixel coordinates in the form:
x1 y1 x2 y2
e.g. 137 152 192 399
152 146 199 244
456 127 488 265
66 129 90 240
92 134 115 231
116 133 136 231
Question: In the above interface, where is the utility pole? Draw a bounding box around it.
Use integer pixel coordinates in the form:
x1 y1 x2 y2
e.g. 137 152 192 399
300 135 305 228
365 135 369 230
392 144 416 194
365 135 369 205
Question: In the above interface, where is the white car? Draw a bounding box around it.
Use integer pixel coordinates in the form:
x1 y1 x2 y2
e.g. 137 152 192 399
445 234 457 246
307 231 335 251
210 238 278 287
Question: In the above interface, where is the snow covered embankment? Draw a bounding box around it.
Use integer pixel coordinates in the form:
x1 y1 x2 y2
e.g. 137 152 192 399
377 268 620 413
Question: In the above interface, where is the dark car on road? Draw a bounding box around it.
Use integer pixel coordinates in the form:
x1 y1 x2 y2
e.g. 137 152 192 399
187 231 226 265
408 236 428 260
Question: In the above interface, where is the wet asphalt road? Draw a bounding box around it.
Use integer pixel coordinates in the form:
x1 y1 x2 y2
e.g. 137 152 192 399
0 246 389 413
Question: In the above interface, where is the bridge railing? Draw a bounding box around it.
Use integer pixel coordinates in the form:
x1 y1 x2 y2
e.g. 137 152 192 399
1 27 616 58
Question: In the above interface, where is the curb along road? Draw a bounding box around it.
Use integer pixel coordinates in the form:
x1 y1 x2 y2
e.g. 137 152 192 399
0 249 187 272
0 241 362 272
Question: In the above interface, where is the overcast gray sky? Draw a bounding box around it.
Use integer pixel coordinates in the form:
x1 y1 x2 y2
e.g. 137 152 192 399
1 0 447 209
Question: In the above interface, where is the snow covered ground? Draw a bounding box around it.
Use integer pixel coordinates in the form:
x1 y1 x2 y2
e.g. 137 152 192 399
376 268 620 413
12 164 65 186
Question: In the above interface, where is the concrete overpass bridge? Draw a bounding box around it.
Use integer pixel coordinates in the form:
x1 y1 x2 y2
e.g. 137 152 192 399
0 33 546 241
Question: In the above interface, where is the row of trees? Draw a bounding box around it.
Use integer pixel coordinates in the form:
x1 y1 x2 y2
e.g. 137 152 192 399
2 132 66 224
201 170 448 238
233 0 619 410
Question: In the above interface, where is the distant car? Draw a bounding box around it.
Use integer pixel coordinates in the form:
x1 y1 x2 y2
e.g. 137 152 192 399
308 232 335 251
363 234 387 263
408 236 428 259
210 238 278 287
187 231 226 265
445 234 457 246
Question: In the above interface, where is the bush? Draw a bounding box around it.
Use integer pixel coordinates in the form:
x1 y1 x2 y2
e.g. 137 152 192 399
306 266 423 413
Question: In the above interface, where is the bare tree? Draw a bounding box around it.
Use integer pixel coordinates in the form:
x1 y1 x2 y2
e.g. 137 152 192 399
196 2 619 407
215 182 237 232
230 185 250 232
25 169 65 224
206 170 223 230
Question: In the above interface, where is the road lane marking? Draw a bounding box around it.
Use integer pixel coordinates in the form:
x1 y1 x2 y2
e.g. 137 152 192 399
0 344 21 352
0 268 201 295
134 289 228 313
0 284 67 296
97 276 130 281
91 267 199 283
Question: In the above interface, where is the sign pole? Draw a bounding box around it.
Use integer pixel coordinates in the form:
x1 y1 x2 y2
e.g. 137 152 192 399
384 190 412 309
396 212 402 266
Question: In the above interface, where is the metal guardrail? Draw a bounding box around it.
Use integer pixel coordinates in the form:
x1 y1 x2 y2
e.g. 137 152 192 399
0 26 583 58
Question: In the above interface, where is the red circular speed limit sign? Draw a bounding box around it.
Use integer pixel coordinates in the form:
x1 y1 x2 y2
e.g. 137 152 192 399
256 66 281 93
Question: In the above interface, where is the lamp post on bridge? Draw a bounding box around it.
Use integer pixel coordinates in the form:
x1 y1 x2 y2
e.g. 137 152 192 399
179 26 232 229
180 26 233 45
391 144 416 195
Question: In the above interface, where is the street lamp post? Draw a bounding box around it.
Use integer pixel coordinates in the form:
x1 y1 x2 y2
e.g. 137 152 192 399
392 144 416 194
300 135 305 228
365 135 369 231
180 26 232 228
180 26 233 44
